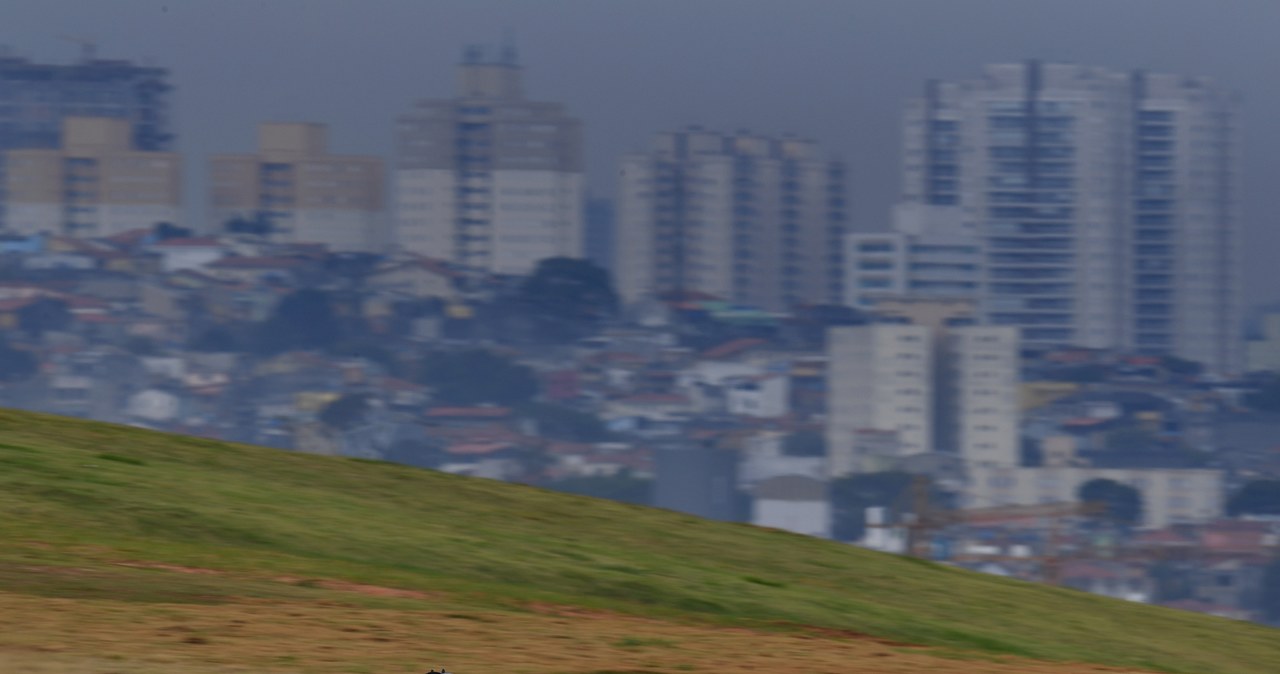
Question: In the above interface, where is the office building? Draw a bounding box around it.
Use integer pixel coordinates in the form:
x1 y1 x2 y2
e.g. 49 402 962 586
845 203 981 309
210 122 386 252
901 62 1240 373
826 300 1019 476
395 44 583 275
2 117 180 237
615 127 847 311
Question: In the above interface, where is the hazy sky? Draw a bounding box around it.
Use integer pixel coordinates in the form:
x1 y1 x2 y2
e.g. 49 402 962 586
2 0 1278 306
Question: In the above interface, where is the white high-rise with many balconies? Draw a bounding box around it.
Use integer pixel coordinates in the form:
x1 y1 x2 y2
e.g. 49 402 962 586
615 127 847 311
901 62 1240 373
395 45 583 275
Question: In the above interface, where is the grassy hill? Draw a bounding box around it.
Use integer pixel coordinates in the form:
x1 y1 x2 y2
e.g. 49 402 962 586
0 408 1277 674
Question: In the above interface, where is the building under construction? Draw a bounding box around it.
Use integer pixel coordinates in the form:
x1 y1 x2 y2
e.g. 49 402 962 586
0 47 173 152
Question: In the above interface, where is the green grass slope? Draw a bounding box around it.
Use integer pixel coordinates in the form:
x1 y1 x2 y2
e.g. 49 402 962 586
0 409 1276 674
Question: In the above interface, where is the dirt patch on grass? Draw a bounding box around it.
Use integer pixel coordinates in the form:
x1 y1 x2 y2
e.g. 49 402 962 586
274 576 441 599
0 590 1160 674
115 562 224 575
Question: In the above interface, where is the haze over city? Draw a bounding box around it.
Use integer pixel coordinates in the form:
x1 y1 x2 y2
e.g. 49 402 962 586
4 2 1280 672
2 0 1278 303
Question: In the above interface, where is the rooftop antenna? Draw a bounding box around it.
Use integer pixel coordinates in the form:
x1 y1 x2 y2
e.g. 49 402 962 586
462 44 483 65
58 34 98 62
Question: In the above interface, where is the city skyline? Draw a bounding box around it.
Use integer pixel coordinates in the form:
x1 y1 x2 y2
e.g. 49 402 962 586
1 0 1276 308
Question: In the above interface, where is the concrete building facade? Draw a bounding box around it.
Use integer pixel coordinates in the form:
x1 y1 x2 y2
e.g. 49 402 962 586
844 203 981 309
963 465 1223 528
826 323 933 476
826 303 1020 476
1 117 180 238
210 122 386 252
901 62 1240 373
615 127 847 311
395 45 583 275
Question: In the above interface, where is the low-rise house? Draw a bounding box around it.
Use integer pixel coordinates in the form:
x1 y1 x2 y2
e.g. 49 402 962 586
367 256 460 299
126 388 182 423
149 237 228 272
725 373 790 418
1060 560 1154 602
751 474 832 538
204 255 307 284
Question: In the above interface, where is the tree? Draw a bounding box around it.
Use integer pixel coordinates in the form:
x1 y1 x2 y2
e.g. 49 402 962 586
1262 558 1280 624
830 472 916 541
1104 427 1160 453
224 212 272 237
1078 478 1143 528
255 289 341 354
782 431 826 457
517 402 610 442
1244 375 1280 413
1162 356 1203 378
0 342 37 382
319 394 370 431
416 348 539 406
1226 480 1280 517
152 221 193 241
382 437 445 470
123 335 160 356
189 326 239 353
17 298 72 338
518 257 617 343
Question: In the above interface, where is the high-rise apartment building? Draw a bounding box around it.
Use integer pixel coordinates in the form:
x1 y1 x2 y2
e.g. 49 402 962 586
2 117 180 237
615 127 847 311
0 51 172 152
844 204 981 309
901 62 1240 373
826 300 1019 476
395 45 583 275
210 123 386 252
0 51 173 233
826 322 933 476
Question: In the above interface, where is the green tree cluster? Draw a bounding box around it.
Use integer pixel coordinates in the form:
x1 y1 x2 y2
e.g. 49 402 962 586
416 348 539 406
1077 478 1143 527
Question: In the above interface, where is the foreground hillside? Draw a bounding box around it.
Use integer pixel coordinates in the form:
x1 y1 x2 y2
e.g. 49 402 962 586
0 410 1276 674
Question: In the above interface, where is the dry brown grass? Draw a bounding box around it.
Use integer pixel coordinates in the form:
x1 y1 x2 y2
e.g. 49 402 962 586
0 590 1158 674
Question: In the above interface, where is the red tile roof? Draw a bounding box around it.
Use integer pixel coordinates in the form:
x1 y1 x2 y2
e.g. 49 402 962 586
616 393 690 406
208 256 304 269
425 406 512 419
446 441 515 456
153 237 223 248
701 337 768 360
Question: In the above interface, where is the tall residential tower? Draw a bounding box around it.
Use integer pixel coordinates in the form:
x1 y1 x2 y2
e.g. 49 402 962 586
395 45 584 275
2 117 180 237
210 122 386 251
616 127 847 311
901 62 1239 373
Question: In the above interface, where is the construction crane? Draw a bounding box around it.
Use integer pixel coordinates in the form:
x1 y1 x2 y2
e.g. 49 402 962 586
895 474 1105 585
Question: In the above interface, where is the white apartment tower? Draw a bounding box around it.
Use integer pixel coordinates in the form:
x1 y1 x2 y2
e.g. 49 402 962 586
826 323 933 476
826 303 1020 477
901 62 1240 373
844 203 981 309
616 127 847 311
395 45 584 275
